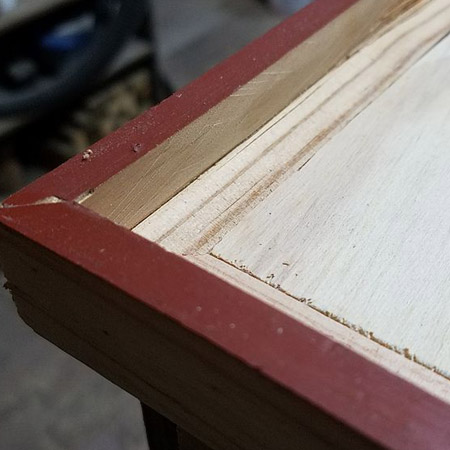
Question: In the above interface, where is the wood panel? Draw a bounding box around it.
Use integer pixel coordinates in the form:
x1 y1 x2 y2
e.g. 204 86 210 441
134 0 450 255
133 0 450 394
212 31 450 377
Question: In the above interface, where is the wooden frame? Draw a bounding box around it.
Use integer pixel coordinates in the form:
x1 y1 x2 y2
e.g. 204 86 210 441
1 1 450 448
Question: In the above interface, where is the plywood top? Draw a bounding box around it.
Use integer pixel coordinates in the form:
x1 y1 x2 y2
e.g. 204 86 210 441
213 32 450 378
135 0 450 384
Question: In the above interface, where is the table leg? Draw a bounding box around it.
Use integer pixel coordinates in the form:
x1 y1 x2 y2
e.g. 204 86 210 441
141 402 179 450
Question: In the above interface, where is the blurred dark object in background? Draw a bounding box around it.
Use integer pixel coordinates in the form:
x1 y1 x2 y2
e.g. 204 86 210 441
0 0 154 116
0 145 22 192
0 0 164 197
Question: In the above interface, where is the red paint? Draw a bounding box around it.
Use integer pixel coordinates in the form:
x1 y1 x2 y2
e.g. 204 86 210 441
1 201 450 450
3 0 359 207
2 2 449 448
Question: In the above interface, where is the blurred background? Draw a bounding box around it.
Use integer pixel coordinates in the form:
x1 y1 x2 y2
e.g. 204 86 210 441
0 0 310 448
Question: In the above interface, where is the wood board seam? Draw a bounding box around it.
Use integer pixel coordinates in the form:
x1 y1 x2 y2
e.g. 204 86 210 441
0 196 63 209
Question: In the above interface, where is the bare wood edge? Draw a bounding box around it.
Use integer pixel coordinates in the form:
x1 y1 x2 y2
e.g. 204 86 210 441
188 254 450 406
79 0 420 229
0 230 378 450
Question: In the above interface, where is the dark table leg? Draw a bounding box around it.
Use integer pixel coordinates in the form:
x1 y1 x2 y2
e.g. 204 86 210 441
141 402 179 450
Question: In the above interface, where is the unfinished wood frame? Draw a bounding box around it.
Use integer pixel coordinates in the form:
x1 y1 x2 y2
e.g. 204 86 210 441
1 0 450 449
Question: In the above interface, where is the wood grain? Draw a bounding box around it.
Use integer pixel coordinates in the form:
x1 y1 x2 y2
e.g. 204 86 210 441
213 31 450 377
133 0 450 391
134 0 450 255
78 0 419 228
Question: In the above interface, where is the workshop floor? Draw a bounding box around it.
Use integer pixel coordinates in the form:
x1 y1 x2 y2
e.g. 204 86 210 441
0 1 300 448
0 272 147 450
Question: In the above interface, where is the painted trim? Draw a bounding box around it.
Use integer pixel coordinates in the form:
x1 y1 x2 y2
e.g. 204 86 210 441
2 1 450 447
1 201 450 449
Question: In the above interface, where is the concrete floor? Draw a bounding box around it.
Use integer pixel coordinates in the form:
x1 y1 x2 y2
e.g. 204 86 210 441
0 1 310 448
0 275 148 450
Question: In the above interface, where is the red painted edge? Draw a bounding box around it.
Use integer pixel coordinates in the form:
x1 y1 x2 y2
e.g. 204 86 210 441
2 2 449 448
1 202 449 450
3 0 360 207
